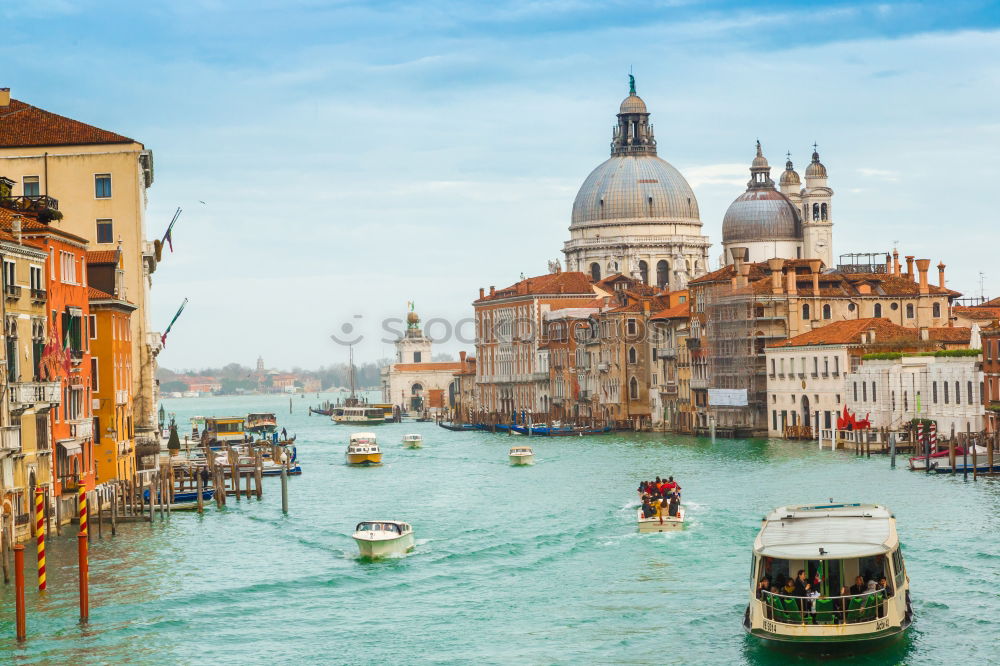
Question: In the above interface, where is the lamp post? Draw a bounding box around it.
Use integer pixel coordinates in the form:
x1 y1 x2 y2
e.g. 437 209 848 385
279 451 289 515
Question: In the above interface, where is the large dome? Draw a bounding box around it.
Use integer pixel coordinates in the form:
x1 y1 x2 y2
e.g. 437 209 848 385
571 155 700 228
722 189 801 243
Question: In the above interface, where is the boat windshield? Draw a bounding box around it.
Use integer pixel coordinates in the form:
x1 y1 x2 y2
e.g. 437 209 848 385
356 522 401 533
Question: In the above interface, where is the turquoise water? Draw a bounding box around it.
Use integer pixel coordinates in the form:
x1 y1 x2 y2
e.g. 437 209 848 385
2 392 999 664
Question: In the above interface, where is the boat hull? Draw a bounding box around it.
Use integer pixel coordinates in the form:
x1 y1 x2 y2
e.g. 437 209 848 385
509 454 534 465
404 441 422 449
636 507 684 532
353 533 415 558
346 453 382 466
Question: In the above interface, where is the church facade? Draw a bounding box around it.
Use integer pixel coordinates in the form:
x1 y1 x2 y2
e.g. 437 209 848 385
380 308 462 414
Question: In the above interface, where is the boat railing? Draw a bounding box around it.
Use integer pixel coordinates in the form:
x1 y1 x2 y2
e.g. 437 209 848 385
758 588 892 626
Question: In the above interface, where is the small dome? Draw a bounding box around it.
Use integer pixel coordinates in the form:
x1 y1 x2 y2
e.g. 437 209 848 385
619 94 648 115
805 149 827 178
406 311 420 325
780 159 800 186
722 189 802 243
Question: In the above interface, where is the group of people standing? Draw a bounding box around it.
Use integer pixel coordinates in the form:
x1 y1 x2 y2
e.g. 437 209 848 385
638 476 681 520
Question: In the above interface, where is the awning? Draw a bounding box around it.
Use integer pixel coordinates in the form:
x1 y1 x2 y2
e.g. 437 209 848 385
67 306 83 317
58 441 83 456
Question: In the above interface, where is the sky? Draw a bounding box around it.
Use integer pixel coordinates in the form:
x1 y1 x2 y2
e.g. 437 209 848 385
2 0 1000 369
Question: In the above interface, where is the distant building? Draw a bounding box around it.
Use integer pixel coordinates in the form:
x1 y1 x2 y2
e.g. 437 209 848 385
979 322 1000 433
381 307 464 413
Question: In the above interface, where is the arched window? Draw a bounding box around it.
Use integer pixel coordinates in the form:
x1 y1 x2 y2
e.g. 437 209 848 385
822 304 831 320
932 302 941 318
906 303 914 319
638 260 649 285
629 376 639 400
628 346 637 364
932 381 938 403
821 203 828 220
812 203 820 221
590 263 601 282
656 260 669 289
802 304 810 320
968 381 974 405
874 303 882 318
411 383 423 395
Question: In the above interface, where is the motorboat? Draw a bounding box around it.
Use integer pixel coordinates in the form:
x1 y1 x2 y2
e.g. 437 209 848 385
909 445 989 471
744 503 912 644
636 501 685 532
332 406 386 425
508 446 534 465
352 520 414 558
346 433 382 466
246 412 278 435
402 434 423 448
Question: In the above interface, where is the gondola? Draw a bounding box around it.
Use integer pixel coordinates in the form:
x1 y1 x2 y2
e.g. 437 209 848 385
438 422 478 431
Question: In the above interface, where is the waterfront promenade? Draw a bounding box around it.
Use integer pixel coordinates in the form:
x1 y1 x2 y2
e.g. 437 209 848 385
1 392 997 664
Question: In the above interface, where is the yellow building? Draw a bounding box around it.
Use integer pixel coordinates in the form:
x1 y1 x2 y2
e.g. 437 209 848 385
87 250 136 485
0 199 62 541
0 88 160 452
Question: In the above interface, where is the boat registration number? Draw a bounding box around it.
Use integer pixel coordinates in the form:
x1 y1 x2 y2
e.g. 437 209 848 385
763 620 777 633
876 619 890 631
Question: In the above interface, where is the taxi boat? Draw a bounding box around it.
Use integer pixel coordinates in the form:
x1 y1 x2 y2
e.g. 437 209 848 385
508 446 534 465
402 434 423 448
246 412 278 435
636 502 684 532
352 520 414 558
346 433 382 466
332 406 386 425
744 503 912 645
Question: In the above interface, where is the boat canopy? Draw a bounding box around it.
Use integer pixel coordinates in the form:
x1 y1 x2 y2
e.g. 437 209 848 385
350 432 378 442
754 503 897 559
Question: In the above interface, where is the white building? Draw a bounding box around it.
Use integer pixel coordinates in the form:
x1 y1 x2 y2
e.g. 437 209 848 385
846 353 983 436
562 76 711 289
381 308 463 414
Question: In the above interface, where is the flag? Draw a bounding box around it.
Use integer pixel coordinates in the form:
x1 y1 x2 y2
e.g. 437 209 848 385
161 207 182 253
160 298 189 347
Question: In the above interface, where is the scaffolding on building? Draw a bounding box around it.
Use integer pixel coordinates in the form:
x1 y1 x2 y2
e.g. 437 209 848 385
836 252 889 274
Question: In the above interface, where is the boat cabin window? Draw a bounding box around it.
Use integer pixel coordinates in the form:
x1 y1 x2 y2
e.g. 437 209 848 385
357 522 401 533
757 555 894 600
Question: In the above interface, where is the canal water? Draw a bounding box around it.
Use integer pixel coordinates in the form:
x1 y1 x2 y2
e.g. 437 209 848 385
2 393 999 664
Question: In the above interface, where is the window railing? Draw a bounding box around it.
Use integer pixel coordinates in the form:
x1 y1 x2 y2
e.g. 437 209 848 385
758 588 891 626
30 288 46 301
4 284 20 299
0 194 60 213
10 381 61 406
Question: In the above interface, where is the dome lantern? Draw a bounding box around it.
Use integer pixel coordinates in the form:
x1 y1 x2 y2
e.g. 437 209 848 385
611 75 656 157
805 143 828 179
780 151 801 188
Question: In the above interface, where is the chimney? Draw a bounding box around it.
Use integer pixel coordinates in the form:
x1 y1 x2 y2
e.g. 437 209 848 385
737 262 750 289
0 88 9 107
489 285 495 297
893 249 900 276
12 214 21 245
459 350 466 364
767 258 784 295
479 287 485 300
809 259 821 295
885 253 892 274
938 262 946 289
916 258 930 294
785 268 797 295
905 256 914 281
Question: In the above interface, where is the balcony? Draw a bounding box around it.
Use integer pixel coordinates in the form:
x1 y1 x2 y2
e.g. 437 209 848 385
0 194 60 214
147 330 164 357
30 288 46 302
0 426 20 452
4 284 21 300
655 347 677 360
116 389 129 405
597 362 610 372
9 381 60 410
690 378 709 390
70 419 93 439
662 382 678 395
578 390 590 400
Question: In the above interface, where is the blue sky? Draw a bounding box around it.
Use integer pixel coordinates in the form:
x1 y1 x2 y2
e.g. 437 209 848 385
3 1 1000 368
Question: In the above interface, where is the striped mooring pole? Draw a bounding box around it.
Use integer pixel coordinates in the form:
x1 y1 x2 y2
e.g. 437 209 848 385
35 488 45 591
77 486 89 623
78 487 87 535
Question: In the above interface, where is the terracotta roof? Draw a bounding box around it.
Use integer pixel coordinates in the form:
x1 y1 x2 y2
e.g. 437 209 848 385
476 272 595 303
87 287 113 299
651 302 690 320
954 306 1000 321
392 362 464 372
0 206 88 244
980 297 1000 308
768 318 971 348
0 98 134 148
86 250 118 264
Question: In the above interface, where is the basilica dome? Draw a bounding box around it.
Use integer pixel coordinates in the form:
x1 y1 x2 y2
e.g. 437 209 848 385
722 142 801 243
571 155 700 228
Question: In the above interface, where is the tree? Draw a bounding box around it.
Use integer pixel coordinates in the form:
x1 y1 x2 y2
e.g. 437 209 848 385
161 380 189 393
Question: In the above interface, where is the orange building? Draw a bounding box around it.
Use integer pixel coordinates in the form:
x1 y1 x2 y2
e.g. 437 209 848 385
87 250 136 484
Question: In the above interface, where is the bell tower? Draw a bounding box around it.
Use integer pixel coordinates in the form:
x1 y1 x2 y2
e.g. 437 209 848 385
801 145 833 267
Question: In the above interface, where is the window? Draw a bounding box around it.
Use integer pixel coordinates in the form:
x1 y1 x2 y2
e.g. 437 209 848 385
772 410 777 431
95 174 111 198
802 303 810 320
627 319 636 336
944 381 949 404
872 381 877 403
629 376 639 400
862 382 867 402
29 265 42 292
628 346 637 364
955 381 960 404
5 318 16 382
2 260 13 289
656 260 669 289
874 303 882 318
933 381 938 403
638 260 648 285
968 381 974 405
932 302 941 318
770 359 775 376
23 176 39 197
906 303 914 319
853 382 858 401
412 351 421 363
834 356 840 375
60 251 77 284
590 263 601 281
812 357 818 375
96 219 113 244
88 314 97 339
822 304 831 320
823 357 829 374
91 357 99 391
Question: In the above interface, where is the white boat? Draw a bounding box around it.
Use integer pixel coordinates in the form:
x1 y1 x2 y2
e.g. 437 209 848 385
908 445 987 470
744 503 912 645
636 503 685 532
346 432 382 466
332 406 386 425
352 520 414 558
509 446 534 465
402 434 423 448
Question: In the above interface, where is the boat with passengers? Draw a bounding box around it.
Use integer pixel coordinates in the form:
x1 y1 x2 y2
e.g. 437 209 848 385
744 503 912 645
352 520 414 558
346 433 382 466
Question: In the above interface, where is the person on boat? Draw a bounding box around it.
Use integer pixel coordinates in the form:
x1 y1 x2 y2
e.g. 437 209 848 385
756 577 771 600
849 575 866 596
781 578 796 596
668 493 680 517
793 570 811 597
281 427 288 440
641 498 656 518
879 576 892 597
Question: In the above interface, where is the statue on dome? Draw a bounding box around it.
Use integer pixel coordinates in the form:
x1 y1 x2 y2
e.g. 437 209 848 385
629 74 636 95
